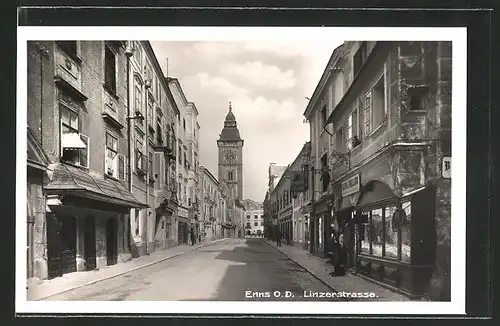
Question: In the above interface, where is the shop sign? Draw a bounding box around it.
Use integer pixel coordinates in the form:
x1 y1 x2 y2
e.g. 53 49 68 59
342 174 360 197
290 171 306 193
442 157 451 178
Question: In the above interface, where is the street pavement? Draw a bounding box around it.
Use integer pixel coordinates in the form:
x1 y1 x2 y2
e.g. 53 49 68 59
44 238 337 301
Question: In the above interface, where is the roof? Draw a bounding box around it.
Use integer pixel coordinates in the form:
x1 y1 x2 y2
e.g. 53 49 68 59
199 166 219 186
45 163 147 209
219 102 242 141
303 43 346 119
27 125 50 171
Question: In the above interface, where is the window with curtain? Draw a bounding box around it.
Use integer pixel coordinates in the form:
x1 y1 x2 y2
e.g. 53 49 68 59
401 200 412 262
371 208 383 257
384 205 399 259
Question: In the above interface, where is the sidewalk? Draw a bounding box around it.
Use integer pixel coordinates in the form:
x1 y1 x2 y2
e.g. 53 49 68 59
265 240 410 301
27 237 229 301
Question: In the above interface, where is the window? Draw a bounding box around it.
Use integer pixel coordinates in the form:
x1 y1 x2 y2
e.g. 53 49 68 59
134 80 142 115
364 74 386 135
104 44 117 94
148 151 153 175
56 41 78 59
401 201 412 262
371 208 383 257
183 118 186 130
347 109 360 150
135 132 145 172
353 42 368 77
178 146 182 164
254 215 258 219
156 119 163 144
320 153 329 192
148 97 153 127
384 205 398 259
360 213 370 254
246 215 250 220
320 105 327 127
254 222 258 226
105 132 124 180
134 42 142 69
246 222 251 228
183 152 187 169
335 127 344 152
60 105 89 168
228 170 233 181
408 86 428 111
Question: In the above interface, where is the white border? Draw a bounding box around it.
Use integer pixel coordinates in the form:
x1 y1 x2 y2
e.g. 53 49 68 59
16 27 467 315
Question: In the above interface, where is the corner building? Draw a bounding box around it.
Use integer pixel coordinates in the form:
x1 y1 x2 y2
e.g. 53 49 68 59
27 41 146 280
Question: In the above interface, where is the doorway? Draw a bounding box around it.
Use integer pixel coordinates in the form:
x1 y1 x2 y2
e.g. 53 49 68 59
47 214 77 279
106 218 118 266
84 216 97 271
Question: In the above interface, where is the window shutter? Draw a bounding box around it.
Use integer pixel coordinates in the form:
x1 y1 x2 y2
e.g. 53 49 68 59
118 154 125 180
80 134 89 167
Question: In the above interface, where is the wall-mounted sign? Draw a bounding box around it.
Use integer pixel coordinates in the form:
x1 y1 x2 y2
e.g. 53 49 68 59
342 174 360 197
442 157 451 178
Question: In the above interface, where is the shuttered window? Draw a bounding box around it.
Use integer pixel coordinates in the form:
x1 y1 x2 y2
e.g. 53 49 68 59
104 45 116 94
118 155 125 180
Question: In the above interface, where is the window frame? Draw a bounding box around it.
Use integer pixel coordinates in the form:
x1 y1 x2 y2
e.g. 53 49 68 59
59 104 89 168
105 131 119 177
104 43 118 95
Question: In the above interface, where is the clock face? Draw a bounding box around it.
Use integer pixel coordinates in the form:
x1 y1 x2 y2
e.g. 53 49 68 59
224 148 237 162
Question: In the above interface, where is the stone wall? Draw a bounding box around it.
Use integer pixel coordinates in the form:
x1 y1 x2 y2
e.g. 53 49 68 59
28 170 48 280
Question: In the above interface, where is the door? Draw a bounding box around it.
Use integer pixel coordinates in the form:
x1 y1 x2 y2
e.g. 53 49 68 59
106 218 117 266
84 216 97 271
47 214 77 279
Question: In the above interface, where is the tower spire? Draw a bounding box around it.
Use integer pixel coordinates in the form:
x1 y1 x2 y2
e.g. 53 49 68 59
229 101 232 112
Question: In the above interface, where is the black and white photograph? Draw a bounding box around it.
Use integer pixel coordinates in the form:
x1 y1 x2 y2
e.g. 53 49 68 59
17 26 466 315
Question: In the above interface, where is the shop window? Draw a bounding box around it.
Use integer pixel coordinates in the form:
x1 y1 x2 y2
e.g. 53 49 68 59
401 200 412 262
360 212 370 254
384 205 399 259
104 44 117 94
371 208 383 257
60 105 89 168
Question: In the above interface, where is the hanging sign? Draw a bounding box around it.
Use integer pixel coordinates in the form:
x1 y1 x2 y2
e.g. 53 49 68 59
342 174 360 197
442 157 451 178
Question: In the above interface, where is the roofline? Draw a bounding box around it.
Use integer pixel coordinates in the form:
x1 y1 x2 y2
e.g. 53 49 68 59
141 41 180 116
167 77 189 108
272 164 291 193
187 102 199 116
303 43 345 119
199 166 219 186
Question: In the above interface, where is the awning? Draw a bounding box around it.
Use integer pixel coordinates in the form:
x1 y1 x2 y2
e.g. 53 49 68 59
62 132 86 149
45 163 147 209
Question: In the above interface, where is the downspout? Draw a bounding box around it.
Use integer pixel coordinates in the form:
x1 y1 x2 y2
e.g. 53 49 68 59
125 43 133 253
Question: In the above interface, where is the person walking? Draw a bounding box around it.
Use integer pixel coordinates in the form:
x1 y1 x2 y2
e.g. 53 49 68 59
276 229 282 247
190 228 196 246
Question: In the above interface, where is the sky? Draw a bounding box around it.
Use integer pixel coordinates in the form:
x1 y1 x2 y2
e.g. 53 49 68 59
151 40 341 202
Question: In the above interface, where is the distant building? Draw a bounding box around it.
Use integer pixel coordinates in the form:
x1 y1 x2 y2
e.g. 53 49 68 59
241 200 264 236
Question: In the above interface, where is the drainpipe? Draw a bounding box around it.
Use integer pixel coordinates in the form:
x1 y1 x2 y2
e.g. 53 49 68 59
124 42 134 255
310 165 315 254
145 76 151 254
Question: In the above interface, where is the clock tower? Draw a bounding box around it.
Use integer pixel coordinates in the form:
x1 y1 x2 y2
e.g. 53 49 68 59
217 102 244 201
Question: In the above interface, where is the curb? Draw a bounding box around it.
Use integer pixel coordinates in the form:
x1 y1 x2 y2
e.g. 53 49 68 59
34 237 230 301
263 240 346 301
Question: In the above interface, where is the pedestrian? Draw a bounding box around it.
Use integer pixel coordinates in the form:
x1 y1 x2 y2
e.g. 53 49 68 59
190 228 196 246
276 229 282 247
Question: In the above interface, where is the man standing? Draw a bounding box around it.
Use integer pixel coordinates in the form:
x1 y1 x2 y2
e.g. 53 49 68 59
190 227 196 246
276 228 282 247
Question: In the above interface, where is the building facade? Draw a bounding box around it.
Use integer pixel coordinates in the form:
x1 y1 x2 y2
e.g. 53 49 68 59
304 41 452 300
128 41 180 256
168 78 197 244
199 166 223 241
27 41 148 280
244 209 264 236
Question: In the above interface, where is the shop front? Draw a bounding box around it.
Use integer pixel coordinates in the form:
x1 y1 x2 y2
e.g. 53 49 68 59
354 181 437 299
313 196 331 257
177 206 189 244
44 163 147 279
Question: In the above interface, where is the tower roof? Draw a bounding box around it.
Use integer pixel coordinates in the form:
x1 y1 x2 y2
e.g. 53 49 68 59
219 101 242 141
